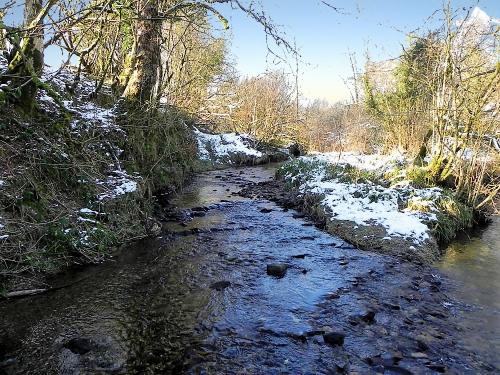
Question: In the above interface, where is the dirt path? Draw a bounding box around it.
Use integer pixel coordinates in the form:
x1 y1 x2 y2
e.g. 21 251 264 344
0 165 497 374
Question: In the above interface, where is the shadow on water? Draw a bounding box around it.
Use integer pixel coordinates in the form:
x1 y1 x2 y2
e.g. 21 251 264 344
0 164 498 374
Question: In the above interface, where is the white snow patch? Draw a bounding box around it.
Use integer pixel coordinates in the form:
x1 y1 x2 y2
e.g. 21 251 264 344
79 208 99 215
283 155 443 244
0 216 6 240
0 54 7 73
96 170 139 201
309 151 405 172
194 128 263 162
77 216 98 224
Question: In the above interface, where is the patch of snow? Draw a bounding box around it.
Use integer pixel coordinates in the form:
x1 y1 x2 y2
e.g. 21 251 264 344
0 53 7 73
77 216 98 224
0 217 6 240
283 156 443 244
309 151 405 173
96 170 139 201
79 208 99 215
0 180 5 187
194 128 263 162
34 67 124 136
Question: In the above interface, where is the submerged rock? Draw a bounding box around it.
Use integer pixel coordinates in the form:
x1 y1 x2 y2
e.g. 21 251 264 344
266 263 288 277
323 332 345 346
291 253 308 259
63 337 94 355
210 281 231 291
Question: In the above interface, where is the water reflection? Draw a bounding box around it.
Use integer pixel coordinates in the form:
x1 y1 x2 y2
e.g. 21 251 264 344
437 217 500 363
438 217 500 310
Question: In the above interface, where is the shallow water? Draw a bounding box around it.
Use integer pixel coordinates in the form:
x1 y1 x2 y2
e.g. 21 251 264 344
437 216 500 361
0 165 498 374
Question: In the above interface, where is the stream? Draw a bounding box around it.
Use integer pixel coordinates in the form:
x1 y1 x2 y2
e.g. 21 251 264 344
0 165 498 374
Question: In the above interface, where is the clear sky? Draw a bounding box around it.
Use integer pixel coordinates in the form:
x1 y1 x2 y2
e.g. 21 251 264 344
212 0 500 103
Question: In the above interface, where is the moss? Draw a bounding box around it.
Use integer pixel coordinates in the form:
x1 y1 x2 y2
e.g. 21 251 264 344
120 106 197 194
431 193 474 243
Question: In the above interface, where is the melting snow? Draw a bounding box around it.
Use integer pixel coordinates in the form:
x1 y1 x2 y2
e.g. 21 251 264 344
283 154 442 244
0 54 7 73
194 128 263 162
309 151 405 172
0 216 7 240
96 170 139 201
77 216 98 224
79 208 99 215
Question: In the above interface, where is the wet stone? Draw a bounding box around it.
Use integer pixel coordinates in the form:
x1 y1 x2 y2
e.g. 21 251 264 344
410 352 428 359
382 365 413 374
369 357 394 368
63 337 94 355
427 363 446 373
327 292 340 299
362 310 376 323
210 281 231 291
259 208 273 213
191 206 209 212
266 263 288 277
300 236 316 241
384 302 401 310
306 330 325 337
323 332 345 346
349 309 377 325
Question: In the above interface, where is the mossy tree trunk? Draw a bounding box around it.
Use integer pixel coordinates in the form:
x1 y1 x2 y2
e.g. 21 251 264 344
19 0 44 110
6 0 55 112
122 0 161 105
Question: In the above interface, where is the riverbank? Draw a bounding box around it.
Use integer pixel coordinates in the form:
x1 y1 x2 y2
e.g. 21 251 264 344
241 153 481 263
0 165 497 374
0 66 288 295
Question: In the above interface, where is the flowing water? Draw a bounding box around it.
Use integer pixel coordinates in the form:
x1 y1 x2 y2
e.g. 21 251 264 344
0 165 498 374
437 217 500 364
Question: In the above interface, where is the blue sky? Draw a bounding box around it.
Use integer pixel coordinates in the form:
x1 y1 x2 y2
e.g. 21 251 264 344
4 0 499 103
212 0 500 102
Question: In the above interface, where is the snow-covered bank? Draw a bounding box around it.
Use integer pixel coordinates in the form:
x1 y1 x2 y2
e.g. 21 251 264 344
194 128 288 166
278 153 471 262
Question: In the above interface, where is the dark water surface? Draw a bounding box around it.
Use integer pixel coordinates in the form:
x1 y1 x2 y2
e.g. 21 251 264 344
0 165 498 374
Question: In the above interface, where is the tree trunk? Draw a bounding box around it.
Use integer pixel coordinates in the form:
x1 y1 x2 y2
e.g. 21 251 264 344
413 128 433 166
123 0 161 105
19 0 44 110
5 0 54 111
